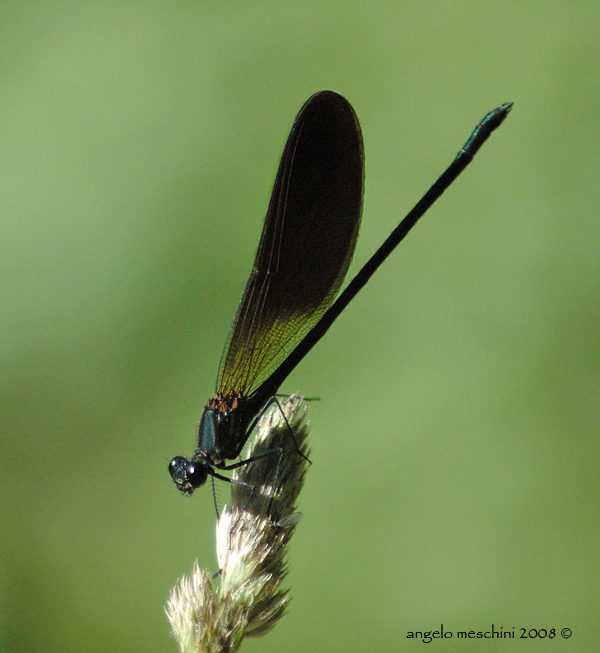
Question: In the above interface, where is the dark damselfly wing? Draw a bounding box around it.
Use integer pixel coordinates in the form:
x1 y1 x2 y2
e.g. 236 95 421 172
216 91 364 398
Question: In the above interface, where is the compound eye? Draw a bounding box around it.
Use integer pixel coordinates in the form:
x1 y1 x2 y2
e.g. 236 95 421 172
186 461 209 489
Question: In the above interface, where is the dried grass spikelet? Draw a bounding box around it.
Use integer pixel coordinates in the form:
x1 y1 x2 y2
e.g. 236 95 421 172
166 395 310 653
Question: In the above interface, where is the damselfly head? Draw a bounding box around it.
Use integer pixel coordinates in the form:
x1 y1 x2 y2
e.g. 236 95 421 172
169 456 209 496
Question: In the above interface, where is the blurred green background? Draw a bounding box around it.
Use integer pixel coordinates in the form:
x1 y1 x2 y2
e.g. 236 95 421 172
1 1 598 651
